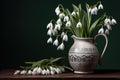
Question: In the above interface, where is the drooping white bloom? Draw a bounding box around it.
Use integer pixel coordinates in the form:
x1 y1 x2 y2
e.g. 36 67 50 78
105 29 109 35
61 32 65 38
64 16 69 22
55 6 60 15
47 29 53 36
53 29 58 35
55 24 61 31
57 42 65 50
104 18 111 25
14 70 20 75
63 34 68 41
91 7 98 15
71 11 76 17
56 18 62 26
98 27 104 34
98 3 103 10
106 25 112 30
59 13 65 19
41 69 46 75
32 71 37 75
55 68 61 74
50 70 55 75
53 38 59 46
47 37 53 43
50 66 54 71
36 67 42 74
111 18 117 25
47 22 53 29
20 70 27 75
46 69 50 75
33 67 38 72
65 21 71 27
27 70 32 75
76 22 82 28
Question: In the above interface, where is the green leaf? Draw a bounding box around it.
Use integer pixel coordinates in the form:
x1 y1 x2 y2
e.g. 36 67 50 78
72 4 79 11
58 66 65 72
50 57 64 64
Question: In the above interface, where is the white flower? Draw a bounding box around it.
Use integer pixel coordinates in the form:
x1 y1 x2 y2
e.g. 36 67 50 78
91 7 98 15
98 27 104 34
64 16 69 22
47 37 53 43
63 34 68 41
27 70 32 75
20 70 27 75
111 18 117 25
61 32 65 38
71 11 76 17
57 42 65 50
104 18 111 25
33 67 38 72
36 67 42 74
56 18 62 26
105 29 109 35
32 71 37 75
59 13 65 19
14 70 20 75
50 66 54 71
98 3 103 10
46 69 50 75
55 68 61 74
50 70 55 75
55 24 61 31
53 39 59 46
41 69 46 75
106 25 112 30
65 21 71 27
47 22 53 29
76 22 82 28
47 29 53 36
55 6 60 15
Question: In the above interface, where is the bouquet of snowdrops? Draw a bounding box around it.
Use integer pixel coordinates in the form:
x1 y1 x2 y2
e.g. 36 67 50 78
47 1 117 50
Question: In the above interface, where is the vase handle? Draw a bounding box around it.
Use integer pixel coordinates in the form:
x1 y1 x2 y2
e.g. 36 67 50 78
94 33 108 64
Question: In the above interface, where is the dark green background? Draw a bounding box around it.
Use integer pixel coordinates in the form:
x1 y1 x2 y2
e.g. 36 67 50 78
1 0 120 70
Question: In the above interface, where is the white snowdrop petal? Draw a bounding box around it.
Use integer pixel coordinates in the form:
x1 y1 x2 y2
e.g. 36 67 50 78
50 70 55 75
55 6 60 15
107 25 112 30
20 70 27 75
88 8 91 13
76 22 82 28
65 21 71 27
71 11 76 17
57 43 65 50
111 18 117 25
63 34 68 41
47 23 53 29
98 28 104 34
56 19 62 26
47 29 52 36
64 16 69 22
59 13 65 19
47 37 53 43
105 29 109 35
14 70 20 75
53 39 59 46
98 4 103 10
27 70 32 75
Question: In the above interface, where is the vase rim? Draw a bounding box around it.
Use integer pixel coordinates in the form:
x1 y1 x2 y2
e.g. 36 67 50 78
71 35 94 40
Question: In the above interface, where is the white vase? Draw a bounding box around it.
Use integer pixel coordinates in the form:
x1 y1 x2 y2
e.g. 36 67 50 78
68 34 108 74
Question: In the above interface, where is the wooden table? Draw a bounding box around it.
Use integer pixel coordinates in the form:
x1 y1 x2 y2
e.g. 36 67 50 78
0 69 120 80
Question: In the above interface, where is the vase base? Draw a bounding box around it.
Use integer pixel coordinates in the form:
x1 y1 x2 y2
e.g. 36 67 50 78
74 71 93 74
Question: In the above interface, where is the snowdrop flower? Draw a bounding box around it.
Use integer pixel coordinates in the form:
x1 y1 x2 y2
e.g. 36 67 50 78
106 25 112 30
55 6 60 15
47 22 53 29
46 69 50 75
27 70 32 75
71 11 76 17
33 67 38 72
91 7 98 15
63 34 68 41
55 24 61 31
98 3 103 10
50 70 55 75
59 13 65 19
53 38 59 46
47 29 53 36
47 37 53 43
41 69 46 75
32 71 37 75
36 67 42 74
105 29 109 35
20 70 27 75
56 18 62 26
64 16 69 22
111 18 117 25
76 22 82 28
55 68 61 74
50 66 54 71
14 70 20 75
57 42 65 50
98 27 104 34
104 18 111 25
53 29 58 35
65 21 71 27
61 32 65 38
